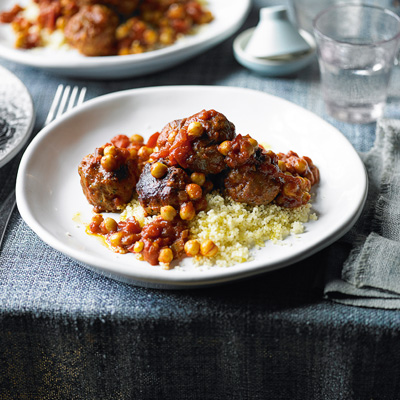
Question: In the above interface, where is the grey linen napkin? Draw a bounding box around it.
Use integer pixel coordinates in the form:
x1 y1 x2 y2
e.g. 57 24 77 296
324 118 400 309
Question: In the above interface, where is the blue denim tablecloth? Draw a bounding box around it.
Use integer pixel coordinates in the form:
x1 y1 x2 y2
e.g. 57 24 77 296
2 1 400 399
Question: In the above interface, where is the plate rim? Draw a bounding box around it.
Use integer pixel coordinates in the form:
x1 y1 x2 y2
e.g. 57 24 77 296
15 85 368 288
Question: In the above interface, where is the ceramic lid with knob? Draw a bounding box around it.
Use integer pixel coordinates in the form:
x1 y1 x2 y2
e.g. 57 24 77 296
245 6 312 59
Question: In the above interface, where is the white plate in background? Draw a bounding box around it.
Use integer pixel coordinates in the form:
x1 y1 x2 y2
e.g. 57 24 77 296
0 0 250 79
16 86 368 289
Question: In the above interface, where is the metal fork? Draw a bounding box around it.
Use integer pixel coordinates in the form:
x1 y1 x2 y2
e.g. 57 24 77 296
0 85 87 250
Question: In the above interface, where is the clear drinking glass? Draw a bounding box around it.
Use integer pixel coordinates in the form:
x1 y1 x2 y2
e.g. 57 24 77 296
291 0 348 33
291 0 400 34
313 4 400 123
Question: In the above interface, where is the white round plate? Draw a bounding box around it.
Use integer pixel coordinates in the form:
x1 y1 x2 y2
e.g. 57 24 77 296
16 86 368 289
0 0 250 79
0 64 35 168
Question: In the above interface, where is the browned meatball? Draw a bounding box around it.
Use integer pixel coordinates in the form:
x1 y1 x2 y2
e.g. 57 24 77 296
136 160 209 217
153 109 236 175
154 118 186 150
224 137 282 206
64 5 119 56
225 167 281 207
223 135 316 208
136 161 191 215
78 144 139 213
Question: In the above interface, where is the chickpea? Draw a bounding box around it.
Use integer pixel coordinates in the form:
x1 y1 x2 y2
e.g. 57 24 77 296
278 160 286 172
131 42 144 54
180 202 196 221
200 10 213 24
15 34 26 48
300 176 311 191
91 214 103 225
294 158 308 174
248 138 258 148
130 134 144 143
103 217 117 233
302 192 311 203
167 4 185 19
118 48 130 56
144 29 158 45
241 141 255 157
283 182 298 197
56 16 66 30
138 146 153 160
133 241 144 253
160 29 174 45
103 145 116 156
129 148 137 158
89 214 103 233
136 253 145 261
184 240 200 257
160 205 177 221
218 141 232 156
186 183 202 200
121 234 136 246
158 248 174 265
151 162 168 179
200 240 218 257
190 172 206 186
109 231 124 247
101 154 117 172
116 24 129 39
187 121 204 137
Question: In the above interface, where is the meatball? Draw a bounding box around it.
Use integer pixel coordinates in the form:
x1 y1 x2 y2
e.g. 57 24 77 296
136 161 190 215
78 143 139 213
64 5 119 56
224 137 282 206
154 109 236 175
225 166 281 207
136 160 209 217
222 135 317 208
154 118 186 151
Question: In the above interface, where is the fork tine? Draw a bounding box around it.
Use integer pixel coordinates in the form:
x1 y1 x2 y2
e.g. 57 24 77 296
55 85 71 119
77 86 87 106
67 86 79 111
44 84 63 126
